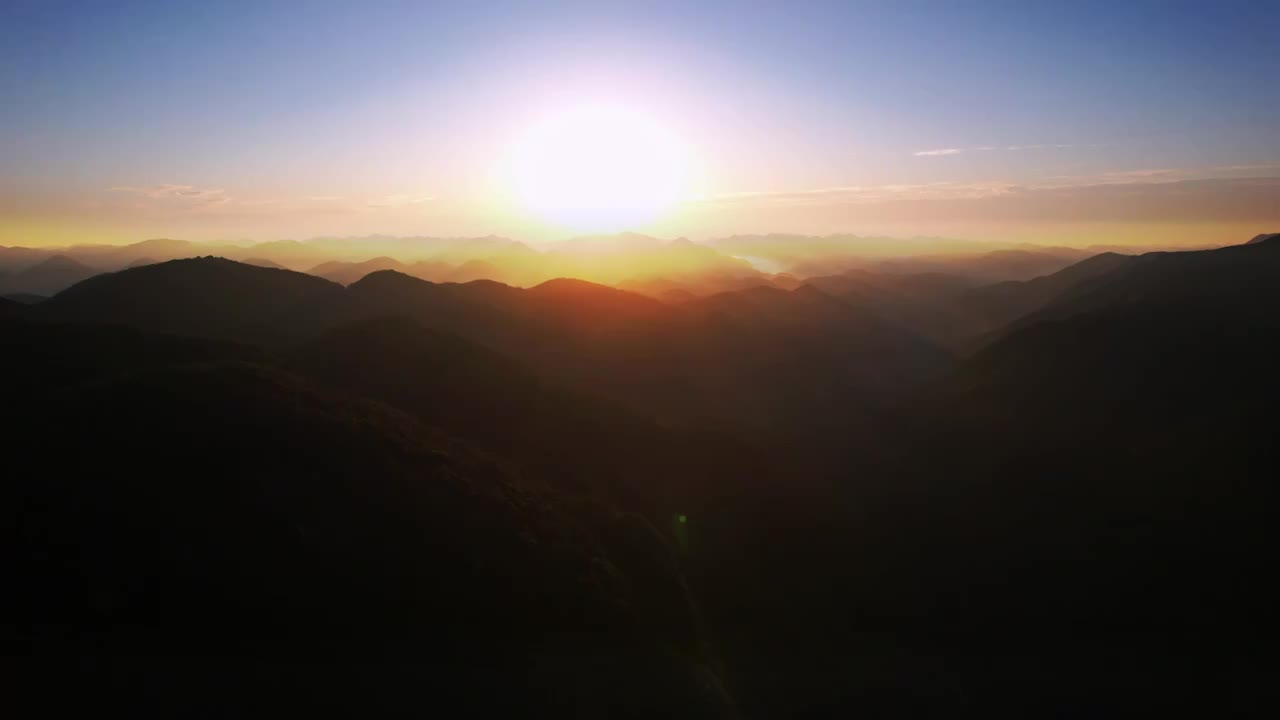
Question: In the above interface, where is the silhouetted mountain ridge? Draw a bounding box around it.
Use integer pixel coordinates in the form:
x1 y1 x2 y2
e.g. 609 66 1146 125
0 254 98 296
36 256 352 344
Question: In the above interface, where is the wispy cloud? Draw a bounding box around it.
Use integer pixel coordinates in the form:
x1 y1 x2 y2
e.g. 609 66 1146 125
913 143 1074 157
106 184 442 215
1042 163 1280 187
1005 143 1073 151
703 182 1020 206
368 193 434 208
701 161 1280 211
110 184 229 205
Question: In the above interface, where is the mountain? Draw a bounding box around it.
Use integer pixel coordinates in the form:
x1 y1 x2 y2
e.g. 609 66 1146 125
447 258 503 282
618 271 780 300
2 320 733 717
53 238 206 270
2 292 47 304
285 315 766 512
240 256 286 269
308 255 405 285
104 238 198 266
403 258 455 280
903 239 1280 629
344 270 520 345
542 234 765 289
11 234 1280 717
955 250 1134 342
851 247 1092 283
0 254 99 295
31 256 945 432
996 239 1280 340
222 238 337 269
799 252 1139 352
34 257 354 345
0 296 22 318
801 270 977 348
1247 232 1279 245
0 245 55 275
707 233 1003 267
525 276 669 327
689 237 1280 716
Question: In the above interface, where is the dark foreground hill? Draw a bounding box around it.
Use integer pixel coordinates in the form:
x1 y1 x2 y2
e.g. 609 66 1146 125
693 237 1280 716
1 319 734 718
34 257 355 344
285 315 768 513
0 296 22 318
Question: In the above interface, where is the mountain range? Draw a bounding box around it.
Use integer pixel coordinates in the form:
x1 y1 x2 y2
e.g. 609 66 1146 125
1 232 1197 299
6 232 1279 717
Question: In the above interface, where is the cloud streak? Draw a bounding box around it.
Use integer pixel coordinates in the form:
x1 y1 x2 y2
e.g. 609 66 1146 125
368 193 435 208
703 182 1021 206
695 173 1280 226
913 143 1074 157
110 184 229 205
699 162 1280 219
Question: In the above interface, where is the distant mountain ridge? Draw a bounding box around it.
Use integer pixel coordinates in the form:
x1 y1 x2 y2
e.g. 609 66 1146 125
29 256 947 429
4 231 1211 298
0 254 97 296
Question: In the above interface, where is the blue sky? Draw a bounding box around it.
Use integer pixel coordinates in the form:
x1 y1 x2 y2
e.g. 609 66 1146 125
2 0 1278 244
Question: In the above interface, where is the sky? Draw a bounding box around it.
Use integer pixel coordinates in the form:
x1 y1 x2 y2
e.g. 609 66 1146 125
2 0 1278 247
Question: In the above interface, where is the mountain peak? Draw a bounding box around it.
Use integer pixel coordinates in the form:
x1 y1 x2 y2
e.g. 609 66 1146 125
348 268 434 291
528 277 644 301
32 254 91 272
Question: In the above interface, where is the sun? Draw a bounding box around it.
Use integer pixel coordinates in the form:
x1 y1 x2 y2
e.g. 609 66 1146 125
505 103 690 233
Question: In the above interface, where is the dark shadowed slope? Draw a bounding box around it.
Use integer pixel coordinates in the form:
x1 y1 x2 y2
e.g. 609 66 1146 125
956 250 1134 341
0 296 22 318
0 320 261 409
802 270 977 348
685 284 950 394
286 315 769 513
994 234 1280 340
903 237 1280 630
3 321 734 718
1 293 47 304
692 236 1280 717
864 247 1091 283
800 253 1136 352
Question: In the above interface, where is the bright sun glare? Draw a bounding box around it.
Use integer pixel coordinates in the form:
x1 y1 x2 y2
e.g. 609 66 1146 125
507 104 690 233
